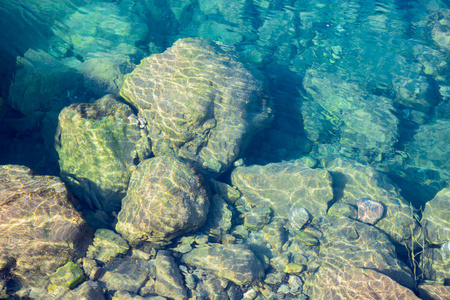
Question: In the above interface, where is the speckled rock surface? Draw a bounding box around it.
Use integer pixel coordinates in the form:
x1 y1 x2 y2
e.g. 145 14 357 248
120 37 273 174
86 229 129 264
318 216 415 289
115 156 209 246
325 158 417 245
56 94 151 212
0 165 92 287
307 267 419 300
181 243 264 285
421 188 450 245
231 159 333 219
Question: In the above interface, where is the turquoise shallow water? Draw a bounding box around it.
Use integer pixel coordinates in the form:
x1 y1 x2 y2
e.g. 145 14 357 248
0 0 450 298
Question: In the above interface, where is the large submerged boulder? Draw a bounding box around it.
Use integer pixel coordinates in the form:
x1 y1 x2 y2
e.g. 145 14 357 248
0 165 92 287
56 94 151 212
115 156 210 246
303 67 398 156
231 159 333 219
120 37 273 174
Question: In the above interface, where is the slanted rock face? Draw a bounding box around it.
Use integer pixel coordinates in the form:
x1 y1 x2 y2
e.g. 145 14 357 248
318 217 415 289
231 159 333 219
421 188 450 245
307 267 419 300
0 165 92 287
181 243 264 285
325 158 417 245
115 156 209 246
56 94 151 212
120 37 273 174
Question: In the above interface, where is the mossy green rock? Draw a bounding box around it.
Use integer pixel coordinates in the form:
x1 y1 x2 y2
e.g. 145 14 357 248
181 243 264 285
120 37 273 174
86 229 129 263
421 188 450 245
231 159 333 219
115 156 209 246
56 94 151 212
48 261 85 291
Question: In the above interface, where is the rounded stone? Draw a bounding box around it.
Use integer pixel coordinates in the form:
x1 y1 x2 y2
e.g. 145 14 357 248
357 198 385 225
115 156 210 246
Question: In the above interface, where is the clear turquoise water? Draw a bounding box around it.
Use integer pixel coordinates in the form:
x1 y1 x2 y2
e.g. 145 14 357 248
0 0 449 297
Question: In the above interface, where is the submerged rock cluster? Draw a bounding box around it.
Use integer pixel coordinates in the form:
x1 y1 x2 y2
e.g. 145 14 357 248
1 0 450 299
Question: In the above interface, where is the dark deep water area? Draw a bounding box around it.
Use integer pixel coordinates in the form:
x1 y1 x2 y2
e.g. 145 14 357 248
0 0 450 299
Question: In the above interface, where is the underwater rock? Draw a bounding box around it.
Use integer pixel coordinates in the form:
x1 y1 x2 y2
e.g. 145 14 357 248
79 53 136 97
421 245 450 284
431 10 450 51
51 2 147 60
418 284 450 300
120 37 273 174
288 206 311 233
400 120 450 202
86 229 129 264
56 94 151 213
0 165 92 288
47 261 85 293
115 156 209 246
356 198 384 225
97 257 149 294
318 216 415 289
231 159 333 219
262 218 287 254
210 179 241 204
181 243 264 285
421 188 450 245
154 251 187 300
307 267 419 300
303 67 398 156
42 280 105 300
244 206 272 231
325 158 417 245
202 194 233 239
7 49 83 116
327 202 358 219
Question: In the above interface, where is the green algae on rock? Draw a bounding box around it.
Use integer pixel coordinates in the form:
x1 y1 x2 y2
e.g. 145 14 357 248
56 94 151 212
181 243 264 285
47 261 85 293
0 165 92 288
120 37 273 174
86 229 129 264
231 159 333 219
115 156 210 246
